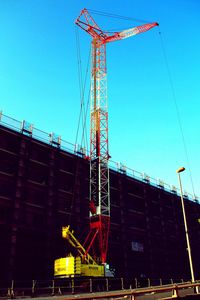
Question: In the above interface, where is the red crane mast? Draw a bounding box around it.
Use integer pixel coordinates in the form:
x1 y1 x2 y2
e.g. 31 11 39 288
75 8 158 266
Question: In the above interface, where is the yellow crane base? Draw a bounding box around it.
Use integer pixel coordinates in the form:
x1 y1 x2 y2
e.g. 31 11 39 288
54 256 105 278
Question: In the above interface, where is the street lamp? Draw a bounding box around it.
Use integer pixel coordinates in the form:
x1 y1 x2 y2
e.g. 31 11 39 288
176 167 195 284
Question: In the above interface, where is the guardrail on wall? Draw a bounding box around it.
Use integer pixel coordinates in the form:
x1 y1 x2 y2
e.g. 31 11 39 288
0 111 199 203
2 278 200 299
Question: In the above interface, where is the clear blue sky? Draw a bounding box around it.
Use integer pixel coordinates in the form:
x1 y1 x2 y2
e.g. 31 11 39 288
0 0 200 196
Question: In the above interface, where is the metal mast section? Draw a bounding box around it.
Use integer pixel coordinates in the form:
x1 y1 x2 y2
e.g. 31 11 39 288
75 8 158 265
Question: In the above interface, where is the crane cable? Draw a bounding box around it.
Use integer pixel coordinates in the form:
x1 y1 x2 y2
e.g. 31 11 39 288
158 28 196 197
68 27 90 224
87 8 155 33
87 8 152 24
74 26 90 152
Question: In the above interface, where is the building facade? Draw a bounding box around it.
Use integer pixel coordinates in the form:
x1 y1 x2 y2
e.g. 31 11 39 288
0 114 200 281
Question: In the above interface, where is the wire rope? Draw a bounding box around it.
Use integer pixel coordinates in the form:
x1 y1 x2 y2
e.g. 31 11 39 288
75 26 90 152
158 28 196 197
87 8 152 24
69 27 90 224
79 48 90 153
87 8 154 33
75 26 83 148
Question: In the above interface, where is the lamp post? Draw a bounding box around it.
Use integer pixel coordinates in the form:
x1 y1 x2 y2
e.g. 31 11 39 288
176 167 195 284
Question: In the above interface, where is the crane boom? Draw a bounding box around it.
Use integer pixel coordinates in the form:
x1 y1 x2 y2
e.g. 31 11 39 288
104 22 158 43
62 226 97 265
75 8 158 266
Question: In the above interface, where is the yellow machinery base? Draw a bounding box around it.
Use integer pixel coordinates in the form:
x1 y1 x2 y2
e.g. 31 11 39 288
54 256 105 278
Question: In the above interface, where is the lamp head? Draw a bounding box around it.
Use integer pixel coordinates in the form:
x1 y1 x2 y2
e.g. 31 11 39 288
176 167 185 174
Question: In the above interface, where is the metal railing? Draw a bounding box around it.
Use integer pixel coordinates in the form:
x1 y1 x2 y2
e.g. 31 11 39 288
1 278 200 299
0 111 199 203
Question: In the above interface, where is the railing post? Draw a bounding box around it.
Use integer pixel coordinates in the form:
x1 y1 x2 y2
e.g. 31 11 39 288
7 280 14 299
11 280 14 298
148 278 151 287
195 283 199 294
58 286 62 295
106 278 109 291
135 278 138 289
51 280 55 296
32 280 36 297
89 278 92 293
172 284 179 298
131 292 136 300
121 277 124 290
71 278 74 294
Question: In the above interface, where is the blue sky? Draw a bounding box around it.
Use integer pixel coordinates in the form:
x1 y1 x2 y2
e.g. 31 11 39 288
0 0 200 196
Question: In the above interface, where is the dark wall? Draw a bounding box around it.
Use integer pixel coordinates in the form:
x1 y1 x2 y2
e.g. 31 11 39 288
1 124 200 281
109 172 200 279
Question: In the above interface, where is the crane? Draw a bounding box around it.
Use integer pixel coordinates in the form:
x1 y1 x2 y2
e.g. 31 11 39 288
54 8 158 278
75 9 158 265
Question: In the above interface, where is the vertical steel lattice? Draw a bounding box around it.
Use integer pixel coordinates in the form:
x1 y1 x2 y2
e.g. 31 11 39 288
75 8 157 265
90 40 110 217
89 40 110 264
75 9 110 264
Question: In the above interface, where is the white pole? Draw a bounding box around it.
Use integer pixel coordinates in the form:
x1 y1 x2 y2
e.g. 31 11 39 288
176 168 196 287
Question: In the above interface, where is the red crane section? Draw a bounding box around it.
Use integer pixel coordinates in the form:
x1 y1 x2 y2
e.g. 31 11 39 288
104 22 159 43
76 8 158 265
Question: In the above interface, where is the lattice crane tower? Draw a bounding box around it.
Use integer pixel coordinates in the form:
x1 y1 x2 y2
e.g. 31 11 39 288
76 8 158 264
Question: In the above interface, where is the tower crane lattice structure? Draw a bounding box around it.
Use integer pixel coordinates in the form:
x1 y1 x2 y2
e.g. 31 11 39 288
75 9 158 265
